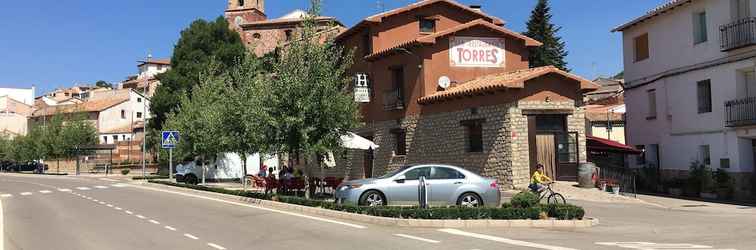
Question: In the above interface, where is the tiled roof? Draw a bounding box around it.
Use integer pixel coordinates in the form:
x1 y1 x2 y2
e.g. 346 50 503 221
585 104 625 122
612 0 692 32
138 58 171 66
32 97 129 117
336 0 505 41
365 19 541 61
418 66 599 104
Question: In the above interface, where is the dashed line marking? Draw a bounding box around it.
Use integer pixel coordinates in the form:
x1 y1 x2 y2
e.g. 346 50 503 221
164 226 176 231
20 192 32 196
0 194 12 198
149 220 160 225
39 190 52 194
125 211 133 215
100 178 117 182
98 201 106 205
115 207 122 210
184 234 199 240
76 187 91 190
394 234 440 244
58 188 72 192
106 204 114 207
111 184 129 188
439 229 577 250
207 243 226 250
136 215 146 219
94 186 108 189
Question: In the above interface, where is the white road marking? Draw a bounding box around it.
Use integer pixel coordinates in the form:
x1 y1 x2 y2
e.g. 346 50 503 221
164 226 176 231
106 204 114 207
149 219 160 225
184 234 199 240
595 242 735 250
20 192 32 196
439 229 577 250
57 188 71 192
135 185 367 229
0 195 4 250
94 186 108 189
136 215 146 219
93 199 99 202
76 187 90 190
125 211 133 215
0 194 11 198
394 234 440 244
100 178 117 182
114 207 122 210
99 201 106 205
111 184 129 188
207 243 226 250
86 197 92 200
39 190 52 194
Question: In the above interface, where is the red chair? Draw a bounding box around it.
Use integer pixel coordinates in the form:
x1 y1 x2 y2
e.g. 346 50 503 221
264 177 279 194
324 177 344 193
251 176 266 189
289 178 306 195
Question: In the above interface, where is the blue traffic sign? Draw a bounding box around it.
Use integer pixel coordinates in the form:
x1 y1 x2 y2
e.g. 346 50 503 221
161 131 180 149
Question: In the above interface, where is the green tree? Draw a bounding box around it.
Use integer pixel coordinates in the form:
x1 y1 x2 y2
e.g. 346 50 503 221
95 80 113 89
39 115 66 172
0 135 13 162
150 16 247 132
60 116 98 160
264 0 359 195
523 0 569 71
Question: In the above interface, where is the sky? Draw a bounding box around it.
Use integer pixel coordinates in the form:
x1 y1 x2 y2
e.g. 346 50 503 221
0 0 667 95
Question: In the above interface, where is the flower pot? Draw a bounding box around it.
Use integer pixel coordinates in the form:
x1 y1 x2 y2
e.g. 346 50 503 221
600 183 607 192
700 192 718 200
668 188 683 196
612 186 621 195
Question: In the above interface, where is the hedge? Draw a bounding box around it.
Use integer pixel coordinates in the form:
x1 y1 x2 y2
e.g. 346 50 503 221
149 180 585 220
132 175 170 181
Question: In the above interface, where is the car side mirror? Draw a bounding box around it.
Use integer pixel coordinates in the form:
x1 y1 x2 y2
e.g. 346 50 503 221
394 175 406 183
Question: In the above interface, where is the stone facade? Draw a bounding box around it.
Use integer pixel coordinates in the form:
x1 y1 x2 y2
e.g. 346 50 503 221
330 100 587 190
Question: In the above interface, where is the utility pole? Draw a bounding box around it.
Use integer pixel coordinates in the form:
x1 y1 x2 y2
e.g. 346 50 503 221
142 54 149 178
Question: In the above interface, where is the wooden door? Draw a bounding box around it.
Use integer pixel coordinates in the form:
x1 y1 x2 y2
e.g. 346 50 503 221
536 134 557 180
363 136 374 178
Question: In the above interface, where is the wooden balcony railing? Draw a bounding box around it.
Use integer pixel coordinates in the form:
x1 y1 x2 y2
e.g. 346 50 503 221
720 17 756 51
383 89 404 111
725 97 756 127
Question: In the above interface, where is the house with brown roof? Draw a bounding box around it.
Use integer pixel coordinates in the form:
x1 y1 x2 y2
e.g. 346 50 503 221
329 0 599 189
120 56 171 98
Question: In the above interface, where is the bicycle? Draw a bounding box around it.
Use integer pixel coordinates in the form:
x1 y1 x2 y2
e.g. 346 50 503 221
532 182 566 205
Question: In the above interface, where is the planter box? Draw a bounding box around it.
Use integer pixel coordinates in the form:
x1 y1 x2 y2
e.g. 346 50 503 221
700 192 718 199
668 188 683 196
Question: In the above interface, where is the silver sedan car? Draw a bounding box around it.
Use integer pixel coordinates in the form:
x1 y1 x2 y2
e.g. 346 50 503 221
335 164 501 207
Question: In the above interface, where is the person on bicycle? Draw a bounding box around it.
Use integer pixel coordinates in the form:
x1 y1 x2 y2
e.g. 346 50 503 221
529 164 553 193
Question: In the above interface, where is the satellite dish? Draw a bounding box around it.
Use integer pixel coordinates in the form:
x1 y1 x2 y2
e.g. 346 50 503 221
438 76 451 89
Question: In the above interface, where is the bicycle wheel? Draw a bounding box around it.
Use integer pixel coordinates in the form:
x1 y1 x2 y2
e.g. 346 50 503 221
547 193 566 205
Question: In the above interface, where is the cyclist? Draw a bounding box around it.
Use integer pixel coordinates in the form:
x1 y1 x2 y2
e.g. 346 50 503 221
529 163 553 193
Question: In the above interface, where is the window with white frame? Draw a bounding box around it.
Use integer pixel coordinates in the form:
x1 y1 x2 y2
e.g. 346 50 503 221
693 11 708 44
699 145 711 166
647 89 657 119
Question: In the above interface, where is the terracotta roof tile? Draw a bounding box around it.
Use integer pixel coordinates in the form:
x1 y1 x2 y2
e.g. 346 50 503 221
418 66 600 104
138 58 171 66
32 97 129 117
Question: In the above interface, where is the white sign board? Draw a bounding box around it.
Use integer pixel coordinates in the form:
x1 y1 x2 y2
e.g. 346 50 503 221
450 36 506 68
354 73 370 103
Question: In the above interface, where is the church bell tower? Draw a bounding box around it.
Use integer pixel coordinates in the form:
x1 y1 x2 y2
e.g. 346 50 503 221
225 0 266 27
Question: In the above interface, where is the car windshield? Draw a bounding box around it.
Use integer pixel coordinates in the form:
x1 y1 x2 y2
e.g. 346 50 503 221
377 165 413 179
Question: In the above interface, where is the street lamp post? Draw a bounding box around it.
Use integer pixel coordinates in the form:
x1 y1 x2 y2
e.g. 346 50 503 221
142 57 148 178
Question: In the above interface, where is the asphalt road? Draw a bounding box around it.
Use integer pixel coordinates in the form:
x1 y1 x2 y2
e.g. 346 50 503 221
1 173 754 250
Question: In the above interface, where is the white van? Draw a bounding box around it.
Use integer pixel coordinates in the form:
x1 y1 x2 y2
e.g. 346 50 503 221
176 153 279 184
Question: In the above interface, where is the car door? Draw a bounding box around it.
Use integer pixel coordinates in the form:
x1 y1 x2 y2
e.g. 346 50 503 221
428 167 466 206
386 166 430 206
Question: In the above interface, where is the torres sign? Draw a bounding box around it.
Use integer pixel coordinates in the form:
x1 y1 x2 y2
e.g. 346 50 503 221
450 36 506 68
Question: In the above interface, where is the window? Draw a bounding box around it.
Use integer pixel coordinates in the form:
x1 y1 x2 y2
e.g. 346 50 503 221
419 18 436 33
733 0 751 21
636 145 646 165
362 32 372 56
693 11 708 44
121 110 126 119
462 119 484 152
430 167 465 180
285 30 293 41
536 115 567 132
697 79 712 113
137 97 142 103
253 33 261 39
699 145 711 166
112 135 118 142
647 89 657 119
721 158 731 168
384 66 405 110
392 129 407 156
238 0 244 6
137 112 143 119
634 33 649 62
403 167 431 180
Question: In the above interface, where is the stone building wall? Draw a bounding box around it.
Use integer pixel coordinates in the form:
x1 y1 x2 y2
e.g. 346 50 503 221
329 100 588 190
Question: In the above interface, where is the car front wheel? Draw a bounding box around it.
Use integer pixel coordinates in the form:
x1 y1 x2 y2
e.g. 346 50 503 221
457 193 483 208
359 190 386 207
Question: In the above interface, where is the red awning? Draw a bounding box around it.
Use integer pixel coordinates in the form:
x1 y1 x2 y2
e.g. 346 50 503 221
586 136 642 154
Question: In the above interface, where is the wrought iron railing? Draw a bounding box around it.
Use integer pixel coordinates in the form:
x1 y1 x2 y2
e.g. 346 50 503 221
725 96 756 127
720 17 756 51
383 89 404 111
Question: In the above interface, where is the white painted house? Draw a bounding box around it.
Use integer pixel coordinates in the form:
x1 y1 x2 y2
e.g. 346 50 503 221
614 0 756 197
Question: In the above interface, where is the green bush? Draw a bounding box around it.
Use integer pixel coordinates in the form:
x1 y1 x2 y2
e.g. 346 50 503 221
148 180 584 220
511 191 539 208
121 169 130 175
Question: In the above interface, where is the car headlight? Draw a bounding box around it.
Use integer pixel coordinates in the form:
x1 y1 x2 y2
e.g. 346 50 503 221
338 185 350 191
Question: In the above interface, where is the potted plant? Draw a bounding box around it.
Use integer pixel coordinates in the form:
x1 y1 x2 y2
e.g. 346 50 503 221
608 179 621 195
666 178 684 196
714 168 733 200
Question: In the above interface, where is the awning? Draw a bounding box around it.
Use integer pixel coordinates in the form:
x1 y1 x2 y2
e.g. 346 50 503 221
586 136 641 154
340 132 379 150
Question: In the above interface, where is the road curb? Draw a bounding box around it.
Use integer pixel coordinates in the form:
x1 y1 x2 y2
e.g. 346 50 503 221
137 181 598 229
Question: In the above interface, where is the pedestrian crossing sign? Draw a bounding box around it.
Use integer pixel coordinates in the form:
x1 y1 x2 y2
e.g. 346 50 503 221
161 131 180 149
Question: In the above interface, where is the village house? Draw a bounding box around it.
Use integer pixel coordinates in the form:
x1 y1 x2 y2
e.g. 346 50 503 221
584 77 626 144
614 0 756 198
0 86 35 137
120 56 171 98
329 0 599 189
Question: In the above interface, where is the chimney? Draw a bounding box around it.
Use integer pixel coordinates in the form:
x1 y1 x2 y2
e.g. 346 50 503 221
469 5 482 12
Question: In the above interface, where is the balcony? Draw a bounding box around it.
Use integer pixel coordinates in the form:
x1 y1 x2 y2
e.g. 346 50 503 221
720 17 756 51
383 89 404 111
725 97 756 127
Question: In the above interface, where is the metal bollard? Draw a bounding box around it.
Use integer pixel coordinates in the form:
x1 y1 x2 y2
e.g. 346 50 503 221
418 176 428 209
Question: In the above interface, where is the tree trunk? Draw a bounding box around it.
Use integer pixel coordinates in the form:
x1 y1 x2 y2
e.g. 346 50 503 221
56 159 60 174
240 153 248 191
201 156 206 185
